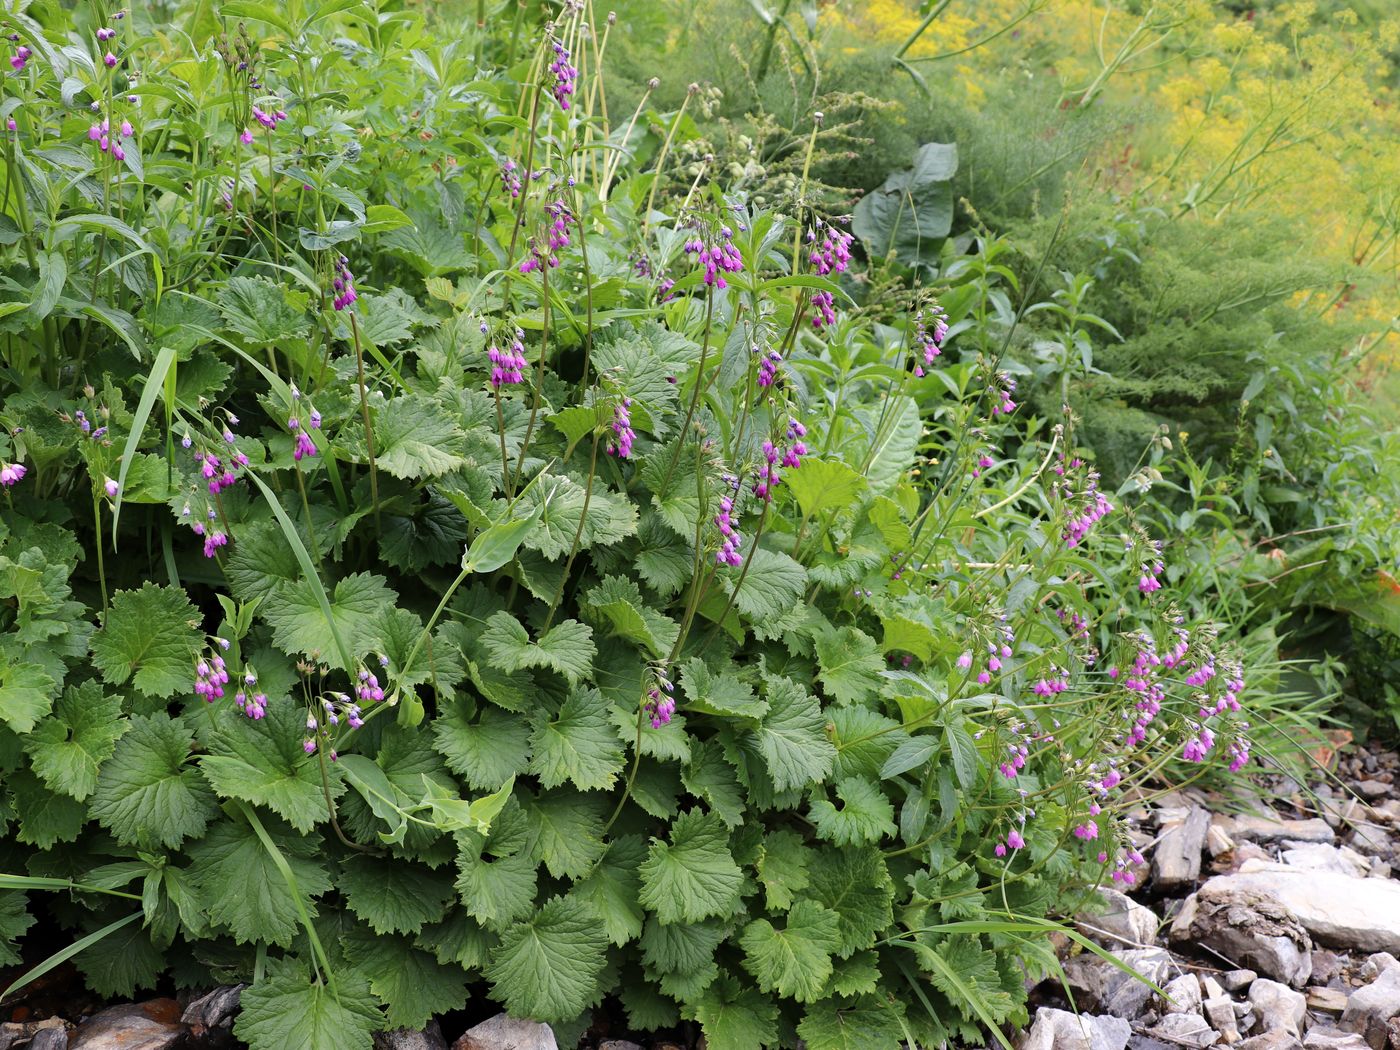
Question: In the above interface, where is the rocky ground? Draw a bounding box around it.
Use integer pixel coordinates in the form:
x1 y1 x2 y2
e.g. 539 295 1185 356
7 743 1400 1050
1029 739 1400 1050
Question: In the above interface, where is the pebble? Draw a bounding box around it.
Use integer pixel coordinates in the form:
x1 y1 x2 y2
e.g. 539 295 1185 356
1248 979 1307 1036
452 1014 558 1050
68 1001 187 1050
1222 969 1257 992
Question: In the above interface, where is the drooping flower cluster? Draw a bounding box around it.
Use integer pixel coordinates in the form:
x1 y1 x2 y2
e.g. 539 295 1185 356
752 419 807 502
88 115 135 161
252 103 288 131
355 660 386 704
988 369 1018 415
194 639 232 703
807 219 853 331
644 667 676 728
607 398 635 458
331 255 357 310
287 387 321 462
755 344 784 388
10 43 32 71
547 36 578 110
684 226 744 289
488 328 528 389
912 303 950 376
234 670 269 720
519 196 574 273
1057 460 1113 548
714 474 744 566
500 158 523 198
0 461 26 487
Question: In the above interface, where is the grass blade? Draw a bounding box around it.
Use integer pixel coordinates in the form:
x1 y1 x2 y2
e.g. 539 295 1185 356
111 345 176 540
0 911 141 1005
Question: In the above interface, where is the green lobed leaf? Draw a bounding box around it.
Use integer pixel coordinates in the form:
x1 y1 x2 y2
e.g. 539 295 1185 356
484 895 610 1023
481 612 596 687
432 702 531 790
809 777 899 846
234 958 380 1050
749 674 836 793
638 808 743 925
739 899 842 1003
262 572 395 669
814 626 886 706
340 856 454 936
22 680 125 799
88 583 203 698
89 713 217 850
528 687 625 791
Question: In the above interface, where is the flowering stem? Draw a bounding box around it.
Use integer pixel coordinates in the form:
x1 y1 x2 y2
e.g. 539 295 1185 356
659 286 713 496
544 428 600 633
348 311 381 531
292 458 324 575
642 88 693 239
493 386 511 491
511 263 551 495
703 500 770 649
792 116 822 268
93 493 109 621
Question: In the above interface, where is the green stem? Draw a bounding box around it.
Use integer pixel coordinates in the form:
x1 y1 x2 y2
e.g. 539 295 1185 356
349 311 381 531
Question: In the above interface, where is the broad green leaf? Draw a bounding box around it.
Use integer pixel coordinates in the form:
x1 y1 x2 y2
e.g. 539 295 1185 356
200 700 336 834
810 777 898 845
681 659 767 719
880 736 938 779
339 856 454 936
583 576 679 659
694 975 781 1050
638 808 743 924
756 829 813 911
0 891 34 967
682 740 747 828
852 141 958 265
371 396 467 479
484 895 610 1023
23 680 127 799
234 958 380 1050
8 769 86 848
723 548 806 623
519 473 639 559
946 720 981 790
529 687 624 791
462 507 542 572
740 900 842 1003
0 657 57 734
814 626 885 705
520 790 607 880
481 613 596 686
220 275 310 344
574 836 646 947
90 714 217 850
88 583 202 698
785 459 868 520
860 396 921 491
189 815 331 946
343 930 469 1029
797 995 906 1050
262 572 394 668
750 675 836 793
432 702 531 790
455 840 538 929
806 846 894 957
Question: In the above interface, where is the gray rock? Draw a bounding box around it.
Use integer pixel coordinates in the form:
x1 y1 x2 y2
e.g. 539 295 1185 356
1357 952 1400 982
1340 966 1400 1049
0 1019 68 1050
1248 979 1306 1036
180 984 244 1034
1239 1033 1304 1050
1171 882 1313 987
1307 987 1350 1014
29 1031 67 1050
1355 780 1389 800
1154 806 1212 889
1279 843 1369 878
1208 821 1237 858
1205 996 1241 1043
1161 973 1203 1015
453 1014 558 1050
1225 816 1335 844
1223 969 1258 993
1303 1029 1371 1050
1065 948 1172 1019
1017 1008 1131 1050
1146 1014 1218 1048
376 1022 448 1050
69 1001 188 1049
598 1043 645 1050
1078 889 1159 948
1198 863 1400 954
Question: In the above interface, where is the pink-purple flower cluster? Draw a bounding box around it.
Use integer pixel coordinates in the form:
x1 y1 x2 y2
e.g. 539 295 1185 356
234 670 269 720
755 346 784 388
88 115 134 161
807 219 853 331
685 226 744 289
0 461 26 487
10 44 32 71
752 419 808 502
714 488 743 567
548 37 577 110
644 669 676 728
355 663 385 703
988 370 1017 415
501 158 522 198
912 303 949 376
331 255 357 310
488 328 528 388
252 104 288 131
607 398 635 458
194 643 231 702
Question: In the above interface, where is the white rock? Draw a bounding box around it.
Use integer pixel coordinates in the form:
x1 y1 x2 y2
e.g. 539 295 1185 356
1016 1007 1131 1050
1205 995 1241 1043
1303 1029 1371 1050
1222 969 1257 993
1203 863 1400 954
1171 883 1313 987
453 1014 558 1050
1148 1013 1218 1048
1248 979 1306 1036
1279 842 1369 878
1239 1032 1304 1050
1340 966 1400 1049
1357 951 1400 982
1224 815 1336 844
1065 948 1171 1019
1076 888 1158 948
1162 973 1203 1014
